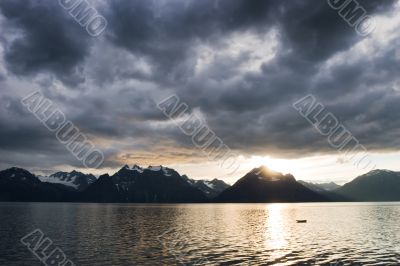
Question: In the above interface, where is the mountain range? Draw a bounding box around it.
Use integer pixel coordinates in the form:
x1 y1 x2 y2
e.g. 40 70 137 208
0 165 230 203
1 165 400 203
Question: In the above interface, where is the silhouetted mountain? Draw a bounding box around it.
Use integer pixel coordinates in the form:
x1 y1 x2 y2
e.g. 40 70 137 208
184 176 230 199
39 170 96 191
0 167 76 201
215 166 328 203
0 165 211 203
81 174 121 203
335 170 400 201
109 165 208 203
12 165 400 203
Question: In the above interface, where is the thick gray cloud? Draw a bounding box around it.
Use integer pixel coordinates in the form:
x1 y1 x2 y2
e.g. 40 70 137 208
0 0 92 86
0 0 399 172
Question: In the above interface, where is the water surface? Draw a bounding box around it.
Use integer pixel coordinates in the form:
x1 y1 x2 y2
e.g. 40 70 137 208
0 202 399 265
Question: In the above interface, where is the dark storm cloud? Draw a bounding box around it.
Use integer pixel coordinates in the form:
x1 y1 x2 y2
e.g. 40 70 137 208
104 0 395 84
136 0 396 113
0 0 399 170
0 0 92 86
103 0 280 85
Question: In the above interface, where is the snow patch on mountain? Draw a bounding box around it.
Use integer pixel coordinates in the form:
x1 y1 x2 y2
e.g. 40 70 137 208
38 175 79 189
203 181 215 189
147 165 172 176
123 164 144 173
38 171 96 191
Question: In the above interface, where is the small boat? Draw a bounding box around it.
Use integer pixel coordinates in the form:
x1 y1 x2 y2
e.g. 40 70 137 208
296 220 307 223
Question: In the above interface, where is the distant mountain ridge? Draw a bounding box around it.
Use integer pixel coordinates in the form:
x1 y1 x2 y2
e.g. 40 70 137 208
1 166 400 203
183 175 230 199
298 181 341 193
0 165 229 203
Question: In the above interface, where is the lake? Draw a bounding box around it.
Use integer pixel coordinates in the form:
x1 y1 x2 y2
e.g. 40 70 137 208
0 202 399 265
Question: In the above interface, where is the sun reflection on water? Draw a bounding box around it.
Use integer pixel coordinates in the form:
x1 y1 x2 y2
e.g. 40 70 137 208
265 204 287 250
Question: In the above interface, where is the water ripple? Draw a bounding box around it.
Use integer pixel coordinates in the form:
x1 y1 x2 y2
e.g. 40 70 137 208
0 202 400 265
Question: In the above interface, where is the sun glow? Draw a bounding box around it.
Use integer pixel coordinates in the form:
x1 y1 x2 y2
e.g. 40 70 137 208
246 156 293 174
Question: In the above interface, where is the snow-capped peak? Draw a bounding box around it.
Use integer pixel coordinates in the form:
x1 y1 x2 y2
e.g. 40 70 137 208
147 165 172 176
131 164 144 172
122 164 144 173
38 171 96 190
147 165 162 171
365 169 394 176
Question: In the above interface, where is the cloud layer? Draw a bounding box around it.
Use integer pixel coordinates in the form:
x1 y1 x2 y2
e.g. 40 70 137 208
0 0 399 176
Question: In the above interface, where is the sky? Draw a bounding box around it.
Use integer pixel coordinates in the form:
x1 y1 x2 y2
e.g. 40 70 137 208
0 0 400 184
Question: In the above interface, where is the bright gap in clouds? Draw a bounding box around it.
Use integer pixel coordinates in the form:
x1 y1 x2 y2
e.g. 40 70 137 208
194 29 279 75
164 151 400 185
